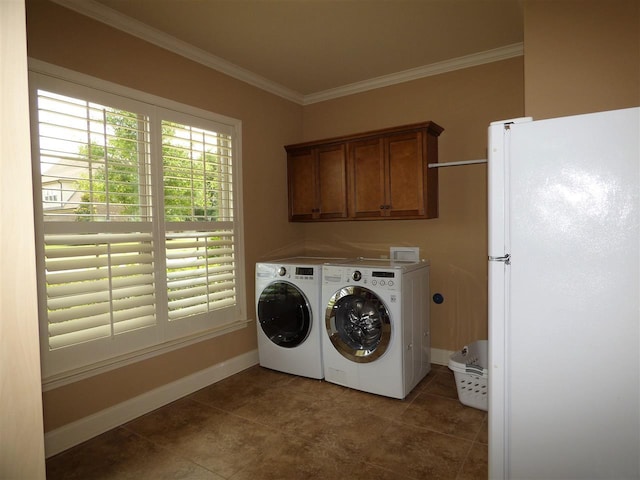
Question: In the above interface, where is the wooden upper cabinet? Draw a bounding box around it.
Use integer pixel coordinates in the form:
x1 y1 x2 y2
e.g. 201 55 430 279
386 131 428 218
286 122 443 222
287 143 348 221
287 148 316 221
350 138 385 218
316 145 348 219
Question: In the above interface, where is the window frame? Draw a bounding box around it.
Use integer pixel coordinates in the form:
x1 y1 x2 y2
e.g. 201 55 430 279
29 60 247 385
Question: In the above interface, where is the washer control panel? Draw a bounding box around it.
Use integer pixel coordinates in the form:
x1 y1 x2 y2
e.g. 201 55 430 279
323 266 398 291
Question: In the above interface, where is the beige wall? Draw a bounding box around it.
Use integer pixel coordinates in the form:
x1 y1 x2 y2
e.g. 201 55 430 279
300 58 524 351
26 0 303 431
27 0 524 434
1 0 46 477
24 0 639 443
524 0 640 119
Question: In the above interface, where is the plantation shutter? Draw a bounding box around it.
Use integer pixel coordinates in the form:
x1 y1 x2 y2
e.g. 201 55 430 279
44 232 155 349
31 67 245 380
35 89 156 353
165 230 236 319
162 121 237 322
37 90 152 222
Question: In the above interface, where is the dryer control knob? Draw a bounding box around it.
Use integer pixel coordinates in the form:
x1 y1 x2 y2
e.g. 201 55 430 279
352 270 362 282
277 267 287 276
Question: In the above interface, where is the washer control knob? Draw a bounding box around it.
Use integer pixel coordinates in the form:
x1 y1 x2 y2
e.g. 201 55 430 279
352 270 362 282
277 267 287 276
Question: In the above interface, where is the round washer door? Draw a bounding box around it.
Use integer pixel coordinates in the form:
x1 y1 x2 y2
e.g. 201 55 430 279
325 286 391 363
258 281 312 348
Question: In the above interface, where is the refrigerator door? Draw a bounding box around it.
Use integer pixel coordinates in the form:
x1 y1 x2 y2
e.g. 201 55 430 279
491 107 640 479
487 120 509 480
487 117 531 479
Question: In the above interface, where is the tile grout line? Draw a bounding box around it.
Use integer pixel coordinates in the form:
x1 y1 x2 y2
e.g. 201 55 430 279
454 411 488 479
118 424 226 478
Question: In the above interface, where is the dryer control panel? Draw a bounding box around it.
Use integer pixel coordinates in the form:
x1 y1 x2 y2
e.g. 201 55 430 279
257 263 318 283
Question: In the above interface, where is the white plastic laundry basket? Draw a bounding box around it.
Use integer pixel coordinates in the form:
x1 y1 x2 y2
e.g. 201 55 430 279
448 340 488 411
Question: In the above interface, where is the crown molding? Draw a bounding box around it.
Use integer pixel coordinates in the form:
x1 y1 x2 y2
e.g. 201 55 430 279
51 0 523 106
303 43 524 105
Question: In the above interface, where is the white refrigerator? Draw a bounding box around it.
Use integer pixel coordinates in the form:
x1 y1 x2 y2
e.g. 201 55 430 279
488 107 640 479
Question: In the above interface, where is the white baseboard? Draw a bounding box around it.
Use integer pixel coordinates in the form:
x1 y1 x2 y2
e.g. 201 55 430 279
45 349 259 458
431 348 455 366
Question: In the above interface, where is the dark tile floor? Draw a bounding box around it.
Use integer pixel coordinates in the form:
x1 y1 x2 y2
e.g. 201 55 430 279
46 364 488 479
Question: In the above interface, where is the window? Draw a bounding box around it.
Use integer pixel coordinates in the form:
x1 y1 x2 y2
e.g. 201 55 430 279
30 67 245 380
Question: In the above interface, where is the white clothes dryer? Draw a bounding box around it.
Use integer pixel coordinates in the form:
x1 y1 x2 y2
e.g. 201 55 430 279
256 257 344 379
321 258 431 398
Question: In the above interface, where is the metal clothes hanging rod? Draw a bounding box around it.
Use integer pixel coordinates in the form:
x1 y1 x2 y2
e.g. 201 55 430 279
428 159 487 168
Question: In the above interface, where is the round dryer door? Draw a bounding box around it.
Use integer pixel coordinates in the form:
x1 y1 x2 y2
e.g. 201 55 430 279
258 281 312 348
325 286 391 363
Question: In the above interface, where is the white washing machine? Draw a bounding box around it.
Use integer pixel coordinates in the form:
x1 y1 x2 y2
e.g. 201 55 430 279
255 257 344 379
321 258 431 398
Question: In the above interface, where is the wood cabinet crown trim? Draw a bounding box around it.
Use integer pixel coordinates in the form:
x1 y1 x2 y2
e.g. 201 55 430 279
284 121 443 151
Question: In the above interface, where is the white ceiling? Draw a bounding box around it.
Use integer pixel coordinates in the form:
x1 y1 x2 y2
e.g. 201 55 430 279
53 0 524 104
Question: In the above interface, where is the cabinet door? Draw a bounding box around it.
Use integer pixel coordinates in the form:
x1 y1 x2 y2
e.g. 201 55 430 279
349 138 386 218
386 131 426 217
317 145 348 219
287 149 316 221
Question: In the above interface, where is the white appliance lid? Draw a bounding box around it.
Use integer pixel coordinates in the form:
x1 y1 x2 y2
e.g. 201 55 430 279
264 256 349 266
334 258 430 270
